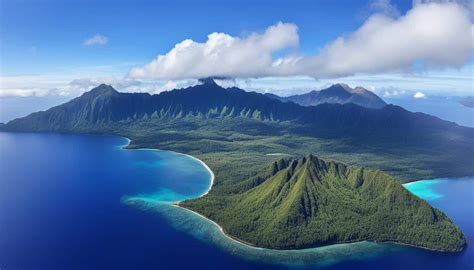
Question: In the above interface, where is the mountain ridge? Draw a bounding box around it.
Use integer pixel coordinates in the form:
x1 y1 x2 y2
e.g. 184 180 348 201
2 81 468 139
181 154 466 251
266 83 387 109
1 80 472 252
2 80 473 181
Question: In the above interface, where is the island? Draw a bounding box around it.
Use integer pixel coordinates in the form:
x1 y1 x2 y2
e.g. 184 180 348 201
1 80 471 252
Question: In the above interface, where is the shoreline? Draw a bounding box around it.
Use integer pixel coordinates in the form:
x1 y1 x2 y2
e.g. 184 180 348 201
120 137 214 201
121 136 463 253
121 137 263 249
174 204 460 253
180 154 215 198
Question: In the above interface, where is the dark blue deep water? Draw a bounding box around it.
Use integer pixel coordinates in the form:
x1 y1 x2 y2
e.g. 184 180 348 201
0 132 473 269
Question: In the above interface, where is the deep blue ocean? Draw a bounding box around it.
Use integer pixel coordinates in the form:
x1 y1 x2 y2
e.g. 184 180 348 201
0 132 472 269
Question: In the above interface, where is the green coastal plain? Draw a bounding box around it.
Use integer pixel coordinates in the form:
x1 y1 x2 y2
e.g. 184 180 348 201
2 82 471 252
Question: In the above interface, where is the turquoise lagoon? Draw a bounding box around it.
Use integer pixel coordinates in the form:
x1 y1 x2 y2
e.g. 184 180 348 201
0 132 472 270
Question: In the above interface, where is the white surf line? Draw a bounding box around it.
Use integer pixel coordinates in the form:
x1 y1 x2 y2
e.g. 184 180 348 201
122 137 405 252
172 204 266 251
120 137 214 199
181 154 215 198
120 137 268 250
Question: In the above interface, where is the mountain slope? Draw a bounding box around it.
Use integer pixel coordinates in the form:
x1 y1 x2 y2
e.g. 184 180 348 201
2 81 466 139
3 81 307 131
266 83 387 109
181 155 465 251
2 80 473 181
1 81 471 252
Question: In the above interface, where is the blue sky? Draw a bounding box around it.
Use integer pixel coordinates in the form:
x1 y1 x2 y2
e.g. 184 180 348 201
0 0 472 102
1 0 410 74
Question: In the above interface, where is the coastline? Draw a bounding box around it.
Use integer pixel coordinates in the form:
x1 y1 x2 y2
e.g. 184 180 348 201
121 137 263 249
180 154 215 198
120 137 214 201
0 132 465 254
122 136 463 253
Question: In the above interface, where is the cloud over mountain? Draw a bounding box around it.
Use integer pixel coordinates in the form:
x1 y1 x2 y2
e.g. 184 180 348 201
128 22 299 80
129 2 473 80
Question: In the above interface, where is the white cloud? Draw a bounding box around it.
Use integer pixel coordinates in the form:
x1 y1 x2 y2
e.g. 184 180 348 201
154 79 199 92
412 0 474 20
382 89 408 98
0 75 68 97
278 2 473 78
413 0 472 10
129 2 473 80
0 88 62 97
69 77 140 91
414 91 427 98
369 0 401 17
128 22 299 79
0 73 200 97
2 2 473 98
83 34 108 46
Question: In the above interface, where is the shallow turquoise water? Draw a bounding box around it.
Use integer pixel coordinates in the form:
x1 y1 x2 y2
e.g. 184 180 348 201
127 174 474 269
403 179 443 200
1 132 472 269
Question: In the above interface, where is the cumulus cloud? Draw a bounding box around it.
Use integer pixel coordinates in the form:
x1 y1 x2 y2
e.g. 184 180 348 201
83 34 108 46
369 0 401 17
278 2 473 78
129 2 473 80
412 0 474 19
128 22 299 79
413 0 472 9
413 91 427 98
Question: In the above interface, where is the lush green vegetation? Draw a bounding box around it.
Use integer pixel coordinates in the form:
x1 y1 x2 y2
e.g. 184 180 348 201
181 155 465 251
3 83 473 182
2 82 472 252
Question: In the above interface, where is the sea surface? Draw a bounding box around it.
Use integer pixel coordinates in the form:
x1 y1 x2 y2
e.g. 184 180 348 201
0 132 473 269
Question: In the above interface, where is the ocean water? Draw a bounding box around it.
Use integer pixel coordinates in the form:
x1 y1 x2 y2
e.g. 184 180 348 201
0 132 473 269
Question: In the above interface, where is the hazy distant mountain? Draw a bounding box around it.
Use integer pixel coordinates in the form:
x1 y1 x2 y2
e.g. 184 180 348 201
266 83 387 109
459 96 474 108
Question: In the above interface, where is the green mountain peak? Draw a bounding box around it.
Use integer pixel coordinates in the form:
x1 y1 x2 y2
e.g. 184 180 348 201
182 155 466 251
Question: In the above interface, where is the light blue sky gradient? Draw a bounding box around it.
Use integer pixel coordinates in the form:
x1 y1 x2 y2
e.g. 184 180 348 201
0 0 472 102
0 0 414 74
